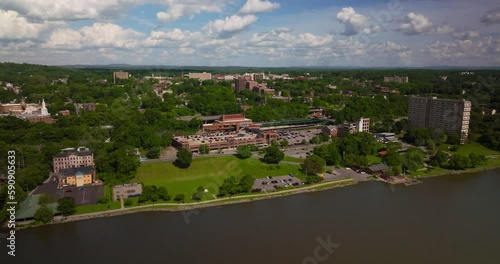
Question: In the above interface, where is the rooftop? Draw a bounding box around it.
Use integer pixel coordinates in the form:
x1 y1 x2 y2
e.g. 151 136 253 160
54 147 93 158
57 166 94 178
174 130 261 146
15 194 60 220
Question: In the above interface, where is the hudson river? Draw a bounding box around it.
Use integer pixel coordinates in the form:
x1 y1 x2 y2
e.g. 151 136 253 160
7 168 500 263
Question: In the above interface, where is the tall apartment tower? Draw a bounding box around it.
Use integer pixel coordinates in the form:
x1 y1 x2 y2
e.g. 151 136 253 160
408 97 471 143
113 71 129 83
357 117 370 132
234 76 252 93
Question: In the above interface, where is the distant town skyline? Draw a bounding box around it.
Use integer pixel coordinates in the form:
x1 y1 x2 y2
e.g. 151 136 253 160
0 0 499 67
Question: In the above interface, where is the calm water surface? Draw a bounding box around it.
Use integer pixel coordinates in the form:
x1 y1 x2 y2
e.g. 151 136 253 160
4 168 500 264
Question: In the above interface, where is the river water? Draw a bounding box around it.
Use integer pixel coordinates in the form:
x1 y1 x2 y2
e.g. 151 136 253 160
4 168 500 264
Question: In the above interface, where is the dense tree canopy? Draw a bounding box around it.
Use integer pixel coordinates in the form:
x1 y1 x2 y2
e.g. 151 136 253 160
57 198 76 216
263 145 285 164
175 148 193 168
302 155 326 175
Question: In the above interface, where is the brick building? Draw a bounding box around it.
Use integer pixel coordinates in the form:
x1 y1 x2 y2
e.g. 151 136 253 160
53 147 94 173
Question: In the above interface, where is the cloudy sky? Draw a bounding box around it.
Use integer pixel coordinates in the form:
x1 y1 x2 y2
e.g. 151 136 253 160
0 0 499 67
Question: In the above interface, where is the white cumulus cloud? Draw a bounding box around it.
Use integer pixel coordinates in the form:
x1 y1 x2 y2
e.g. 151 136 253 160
336 7 381 36
44 23 145 50
204 15 258 38
397 12 434 35
0 10 59 40
424 36 500 65
156 0 230 22
239 0 280 14
0 0 140 21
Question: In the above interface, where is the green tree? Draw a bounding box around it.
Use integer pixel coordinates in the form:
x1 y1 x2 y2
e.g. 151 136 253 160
192 191 202 201
263 145 285 164
309 136 321 144
279 139 289 149
343 154 369 168
199 144 210 154
124 199 133 206
174 193 185 203
192 185 206 201
146 147 161 159
57 197 76 216
157 186 171 201
432 150 448 167
469 153 486 167
175 148 193 168
34 205 53 223
238 174 254 193
382 151 403 167
402 149 424 173
236 145 252 159
449 154 472 170
218 176 239 196
302 155 326 175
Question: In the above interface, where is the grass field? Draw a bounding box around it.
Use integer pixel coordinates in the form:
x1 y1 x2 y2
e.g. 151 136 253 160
76 201 121 214
135 156 302 198
454 142 500 156
437 142 499 156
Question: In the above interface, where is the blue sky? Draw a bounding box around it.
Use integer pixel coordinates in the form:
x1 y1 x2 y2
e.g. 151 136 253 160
0 0 498 67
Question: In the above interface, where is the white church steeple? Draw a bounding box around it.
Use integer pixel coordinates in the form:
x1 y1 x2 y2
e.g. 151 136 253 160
41 98 49 116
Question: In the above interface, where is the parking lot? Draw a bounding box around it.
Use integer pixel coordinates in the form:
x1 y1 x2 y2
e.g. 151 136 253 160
326 167 369 182
277 128 322 146
33 176 105 205
252 175 304 192
54 184 105 205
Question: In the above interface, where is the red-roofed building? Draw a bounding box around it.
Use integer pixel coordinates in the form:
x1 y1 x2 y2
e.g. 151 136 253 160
202 114 253 132
221 114 246 121
378 150 388 156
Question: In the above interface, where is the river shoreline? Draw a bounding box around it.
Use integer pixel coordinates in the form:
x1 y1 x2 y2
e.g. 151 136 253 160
15 179 356 230
13 164 500 230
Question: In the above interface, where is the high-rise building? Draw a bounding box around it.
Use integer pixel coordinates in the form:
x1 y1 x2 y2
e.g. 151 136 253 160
408 97 471 143
113 71 129 83
357 117 370 132
235 77 247 93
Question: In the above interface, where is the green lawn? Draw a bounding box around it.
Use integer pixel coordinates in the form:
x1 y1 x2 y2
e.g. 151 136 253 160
454 142 500 156
135 156 302 198
437 142 499 156
76 201 121 214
